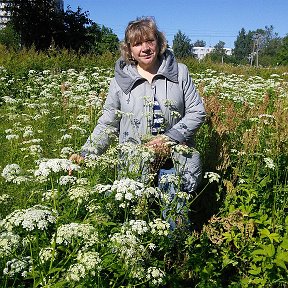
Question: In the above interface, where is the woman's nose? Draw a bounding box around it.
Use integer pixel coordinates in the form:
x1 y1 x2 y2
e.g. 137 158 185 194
142 41 150 50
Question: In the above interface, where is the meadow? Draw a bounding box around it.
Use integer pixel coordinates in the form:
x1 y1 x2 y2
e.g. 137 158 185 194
0 53 287 287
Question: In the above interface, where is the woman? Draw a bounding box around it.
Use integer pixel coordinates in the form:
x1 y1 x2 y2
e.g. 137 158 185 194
71 16 206 194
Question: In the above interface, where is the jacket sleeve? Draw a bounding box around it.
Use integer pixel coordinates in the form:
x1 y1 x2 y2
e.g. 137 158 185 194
165 64 206 144
81 78 120 156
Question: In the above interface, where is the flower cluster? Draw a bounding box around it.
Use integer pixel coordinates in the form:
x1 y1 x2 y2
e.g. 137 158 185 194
3 256 32 278
149 218 170 236
146 266 165 286
111 178 145 208
0 232 21 258
53 223 98 248
65 250 101 282
1 164 29 184
204 171 221 183
0 205 57 232
34 158 80 178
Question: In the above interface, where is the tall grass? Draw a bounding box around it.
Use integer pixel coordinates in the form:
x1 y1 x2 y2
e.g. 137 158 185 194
0 48 287 287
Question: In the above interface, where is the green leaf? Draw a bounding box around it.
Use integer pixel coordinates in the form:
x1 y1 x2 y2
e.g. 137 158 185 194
248 264 261 275
252 249 267 256
280 238 288 250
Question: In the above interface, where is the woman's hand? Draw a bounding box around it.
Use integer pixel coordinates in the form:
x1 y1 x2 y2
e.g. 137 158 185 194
68 154 84 175
145 135 172 157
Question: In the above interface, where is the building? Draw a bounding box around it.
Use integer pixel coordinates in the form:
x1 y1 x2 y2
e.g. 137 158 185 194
0 1 11 29
193 46 232 60
0 0 64 29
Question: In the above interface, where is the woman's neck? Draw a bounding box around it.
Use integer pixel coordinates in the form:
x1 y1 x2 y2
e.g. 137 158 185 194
137 59 160 83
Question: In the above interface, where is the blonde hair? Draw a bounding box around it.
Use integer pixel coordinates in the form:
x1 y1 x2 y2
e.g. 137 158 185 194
120 17 167 64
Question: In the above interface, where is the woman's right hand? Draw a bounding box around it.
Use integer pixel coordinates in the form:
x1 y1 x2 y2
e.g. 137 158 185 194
68 154 84 175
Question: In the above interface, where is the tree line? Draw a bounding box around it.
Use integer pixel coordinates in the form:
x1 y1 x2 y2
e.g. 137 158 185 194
172 26 288 66
0 1 287 67
0 0 119 55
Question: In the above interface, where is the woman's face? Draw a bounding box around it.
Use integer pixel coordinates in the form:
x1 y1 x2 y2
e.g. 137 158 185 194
130 34 159 70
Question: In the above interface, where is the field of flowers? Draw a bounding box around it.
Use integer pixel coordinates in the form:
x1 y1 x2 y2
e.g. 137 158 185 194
0 64 287 287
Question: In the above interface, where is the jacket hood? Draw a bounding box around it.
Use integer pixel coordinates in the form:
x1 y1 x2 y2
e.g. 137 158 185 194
114 49 179 94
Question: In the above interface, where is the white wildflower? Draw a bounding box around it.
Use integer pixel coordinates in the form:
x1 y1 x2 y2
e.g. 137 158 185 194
60 146 74 158
6 134 19 141
54 223 98 248
3 256 32 278
146 266 165 285
149 218 170 236
34 158 80 178
204 172 221 183
263 157 275 170
0 193 11 205
1 205 57 232
2 164 22 182
39 247 57 263
127 220 149 235
61 134 72 141
66 263 86 282
68 186 90 203
111 178 144 207
59 175 77 186
77 250 101 273
0 232 21 257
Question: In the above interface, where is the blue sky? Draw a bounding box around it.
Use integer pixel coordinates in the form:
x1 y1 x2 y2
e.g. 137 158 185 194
64 0 288 48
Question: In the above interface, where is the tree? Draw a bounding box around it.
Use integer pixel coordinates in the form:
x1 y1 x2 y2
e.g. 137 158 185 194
4 0 64 50
276 35 288 65
172 30 193 58
258 26 282 66
209 41 227 63
3 1 119 54
0 23 20 50
193 40 206 47
233 28 254 63
60 6 91 52
86 24 119 55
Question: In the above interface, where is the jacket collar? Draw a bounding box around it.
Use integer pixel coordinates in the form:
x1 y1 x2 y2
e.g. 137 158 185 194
114 49 178 94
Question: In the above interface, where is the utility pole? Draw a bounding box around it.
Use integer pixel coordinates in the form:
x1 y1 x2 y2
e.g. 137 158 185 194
252 33 261 68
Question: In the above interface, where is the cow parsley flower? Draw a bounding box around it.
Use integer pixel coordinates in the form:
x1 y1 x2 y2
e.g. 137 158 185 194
66 263 86 282
1 164 21 182
204 172 221 183
263 157 275 170
149 219 170 236
68 186 91 203
54 223 98 248
59 175 77 186
1 205 57 232
146 267 165 286
123 220 149 235
39 247 57 263
77 250 101 274
34 158 80 178
0 232 21 257
3 256 32 278
111 178 144 206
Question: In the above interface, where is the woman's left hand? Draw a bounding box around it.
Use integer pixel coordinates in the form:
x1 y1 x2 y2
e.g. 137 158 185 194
145 135 172 157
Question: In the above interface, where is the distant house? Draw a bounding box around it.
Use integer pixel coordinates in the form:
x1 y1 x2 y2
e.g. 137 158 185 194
193 46 232 60
0 0 64 29
0 1 11 29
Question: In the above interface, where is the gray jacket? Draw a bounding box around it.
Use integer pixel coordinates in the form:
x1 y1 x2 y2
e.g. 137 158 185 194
82 50 206 192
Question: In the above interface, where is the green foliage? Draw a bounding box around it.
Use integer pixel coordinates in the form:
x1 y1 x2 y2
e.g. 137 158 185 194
3 1 119 54
0 46 119 77
193 40 206 47
233 28 253 63
276 35 288 65
172 30 193 58
0 53 288 287
0 23 20 50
